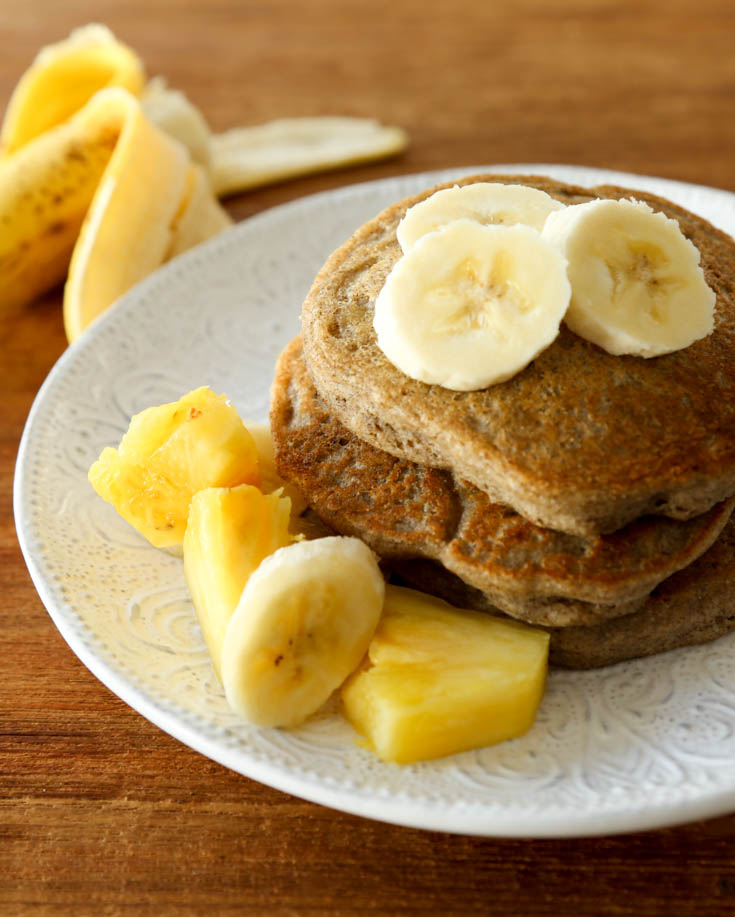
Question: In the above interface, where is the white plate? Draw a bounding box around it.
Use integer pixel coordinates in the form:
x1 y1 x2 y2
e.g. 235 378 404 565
15 164 735 838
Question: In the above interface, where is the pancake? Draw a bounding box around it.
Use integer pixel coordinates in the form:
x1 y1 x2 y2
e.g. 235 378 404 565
301 174 735 536
270 337 733 628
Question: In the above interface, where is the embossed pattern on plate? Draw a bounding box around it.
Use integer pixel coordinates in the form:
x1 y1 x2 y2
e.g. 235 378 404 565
14 165 735 837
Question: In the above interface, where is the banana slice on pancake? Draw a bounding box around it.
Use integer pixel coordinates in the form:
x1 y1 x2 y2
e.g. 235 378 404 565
397 182 564 253
542 198 715 356
373 220 571 390
221 536 384 728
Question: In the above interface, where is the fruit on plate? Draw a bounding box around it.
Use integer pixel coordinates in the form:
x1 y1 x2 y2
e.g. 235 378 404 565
183 484 293 680
221 537 384 728
373 219 571 390
0 24 145 155
396 181 565 253
243 420 308 516
210 116 408 196
88 387 260 548
341 585 549 764
542 197 715 356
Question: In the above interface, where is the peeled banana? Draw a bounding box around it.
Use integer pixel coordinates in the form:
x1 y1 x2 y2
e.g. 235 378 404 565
373 219 571 390
542 198 716 356
221 537 385 728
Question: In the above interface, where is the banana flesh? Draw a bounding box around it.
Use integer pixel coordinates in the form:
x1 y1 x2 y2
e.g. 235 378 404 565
542 198 716 356
141 76 212 171
374 219 571 390
221 537 385 728
165 164 233 261
397 182 564 254
0 24 144 155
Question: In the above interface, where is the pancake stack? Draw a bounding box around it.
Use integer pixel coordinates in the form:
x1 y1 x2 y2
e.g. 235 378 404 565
271 175 735 668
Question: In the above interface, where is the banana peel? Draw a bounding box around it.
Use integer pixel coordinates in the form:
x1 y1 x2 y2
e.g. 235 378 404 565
0 25 144 156
0 23 407 340
210 117 408 197
63 88 231 343
0 92 121 311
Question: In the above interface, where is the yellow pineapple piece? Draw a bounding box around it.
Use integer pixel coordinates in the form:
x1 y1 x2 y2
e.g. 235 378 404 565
183 484 293 679
244 420 308 516
88 387 260 547
341 585 549 764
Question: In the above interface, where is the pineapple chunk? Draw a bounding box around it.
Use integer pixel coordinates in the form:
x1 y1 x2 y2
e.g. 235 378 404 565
88 387 260 547
183 484 292 679
341 585 549 764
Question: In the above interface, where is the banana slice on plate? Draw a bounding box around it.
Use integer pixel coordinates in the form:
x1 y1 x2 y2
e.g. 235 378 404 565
221 536 385 728
397 182 565 253
374 220 571 390
542 198 716 356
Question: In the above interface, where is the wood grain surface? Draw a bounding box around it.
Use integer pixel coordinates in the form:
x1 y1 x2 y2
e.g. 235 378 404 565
3 1 735 913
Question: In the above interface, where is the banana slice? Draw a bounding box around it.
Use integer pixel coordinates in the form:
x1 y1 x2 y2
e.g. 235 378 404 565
397 182 565 253
221 536 385 727
542 198 716 356
373 220 571 390
210 117 408 196
0 25 144 155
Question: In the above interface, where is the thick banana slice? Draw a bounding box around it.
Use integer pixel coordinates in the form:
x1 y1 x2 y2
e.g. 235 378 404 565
542 198 716 356
210 117 408 196
374 220 571 390
397 182 564 253
63 88 190 342
0 25 144 155
221 536 385 728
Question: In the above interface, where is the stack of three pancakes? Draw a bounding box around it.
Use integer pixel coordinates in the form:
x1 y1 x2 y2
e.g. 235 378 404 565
270 175 735 668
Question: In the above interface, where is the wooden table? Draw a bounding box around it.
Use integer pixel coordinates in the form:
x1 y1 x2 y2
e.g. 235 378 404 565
3 1 735 913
